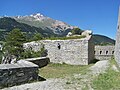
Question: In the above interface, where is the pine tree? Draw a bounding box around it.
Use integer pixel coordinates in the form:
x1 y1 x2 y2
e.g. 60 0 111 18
3 28 26 60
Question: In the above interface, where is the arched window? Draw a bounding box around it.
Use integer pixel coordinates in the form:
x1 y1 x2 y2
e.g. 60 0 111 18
106 51 108 55
100 51 102 55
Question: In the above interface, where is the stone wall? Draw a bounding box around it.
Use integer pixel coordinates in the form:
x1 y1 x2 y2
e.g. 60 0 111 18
115 8 120 67
23 41 44 52
22 57 50 68
0 60 39 88
88 36 94 63
95 45 115 60
41 35 94 65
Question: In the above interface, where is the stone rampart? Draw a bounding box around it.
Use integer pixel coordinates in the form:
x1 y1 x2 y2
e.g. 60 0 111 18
22 57 50 68
23 41 44 52
95 45 115 60
115 8 120 67
41 35 94 65
0 60 39 88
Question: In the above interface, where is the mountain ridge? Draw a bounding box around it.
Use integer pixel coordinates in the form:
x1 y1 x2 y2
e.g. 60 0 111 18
12 13 76 35
0 13 115 45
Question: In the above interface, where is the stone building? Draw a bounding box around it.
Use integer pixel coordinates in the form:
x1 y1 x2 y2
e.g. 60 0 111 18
95 45 114 60
41 35 94 65
23 35 94 65
42 35 94 65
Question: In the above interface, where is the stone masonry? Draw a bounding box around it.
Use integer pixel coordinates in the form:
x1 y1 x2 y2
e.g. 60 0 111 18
115 7 120 67
41 35 94 65
95 45 114 60
23 36 116 65
0 60 39 88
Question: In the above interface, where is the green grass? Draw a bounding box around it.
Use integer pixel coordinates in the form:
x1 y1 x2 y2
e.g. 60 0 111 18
92 58 120 90
92 69 120 90
44 35 86 40
39 63 92 79
39 58 120 90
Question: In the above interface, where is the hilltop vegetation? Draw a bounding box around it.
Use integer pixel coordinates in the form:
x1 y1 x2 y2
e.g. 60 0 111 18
92 34 115 45
0 17 56 41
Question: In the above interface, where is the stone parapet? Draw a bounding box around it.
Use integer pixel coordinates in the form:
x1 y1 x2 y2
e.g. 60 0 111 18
41 35 94 65
22 57 50 68
0 60 39 88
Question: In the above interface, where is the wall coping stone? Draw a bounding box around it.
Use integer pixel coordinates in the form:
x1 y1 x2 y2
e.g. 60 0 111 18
20 57 49 61
41 35 92 41
0 60 38 69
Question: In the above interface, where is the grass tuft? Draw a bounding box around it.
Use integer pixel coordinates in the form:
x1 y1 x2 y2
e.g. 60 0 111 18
92 58 120 90
39 63 92 79
44 35 86 40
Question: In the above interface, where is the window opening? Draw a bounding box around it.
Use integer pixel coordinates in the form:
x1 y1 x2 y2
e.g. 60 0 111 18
106 51 108 54
57 43 61 49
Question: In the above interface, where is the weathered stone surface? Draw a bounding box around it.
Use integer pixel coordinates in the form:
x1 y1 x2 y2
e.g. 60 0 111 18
88 36 94 63
115 7 120 67
23 36 94 65
21 57 50 68
0 60 39 89
23 41 44 52
95 45 114 60
81 30 92 37
41 35 94 65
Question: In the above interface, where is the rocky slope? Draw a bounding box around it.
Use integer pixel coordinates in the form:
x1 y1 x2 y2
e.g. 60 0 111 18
13 13 75 35
0 13 115 45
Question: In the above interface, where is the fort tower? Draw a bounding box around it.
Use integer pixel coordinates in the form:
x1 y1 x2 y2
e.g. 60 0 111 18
115 7 120 67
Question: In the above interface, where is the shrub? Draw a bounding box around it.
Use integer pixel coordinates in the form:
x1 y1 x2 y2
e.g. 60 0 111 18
21 47 47 59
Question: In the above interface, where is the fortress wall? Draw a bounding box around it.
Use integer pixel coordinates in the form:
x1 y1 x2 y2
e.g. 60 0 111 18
0 60 39 88
115 28 120 67
88 36 94 63
95 45 115 60
115 9 120 67
41 35 94 65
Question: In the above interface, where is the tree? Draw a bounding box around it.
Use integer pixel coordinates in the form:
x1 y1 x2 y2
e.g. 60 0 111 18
32 33 43 41
71 28 83 35
3 28 26 62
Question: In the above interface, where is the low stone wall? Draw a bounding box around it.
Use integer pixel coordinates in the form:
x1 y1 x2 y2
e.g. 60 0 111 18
22 57 50 68
95 45 115 60
0 60 39 88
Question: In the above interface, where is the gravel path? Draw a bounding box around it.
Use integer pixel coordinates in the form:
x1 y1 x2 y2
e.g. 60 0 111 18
2 60 110 90
2 79 66 90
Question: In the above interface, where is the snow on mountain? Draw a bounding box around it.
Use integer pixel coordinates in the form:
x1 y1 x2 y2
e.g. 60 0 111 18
13 13 76 35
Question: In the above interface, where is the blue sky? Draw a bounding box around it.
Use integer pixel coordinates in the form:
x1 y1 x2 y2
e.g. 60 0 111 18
0 0 120 39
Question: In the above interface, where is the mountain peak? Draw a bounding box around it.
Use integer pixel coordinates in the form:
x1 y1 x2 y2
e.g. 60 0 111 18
30 13 44 17
12 13 76 34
